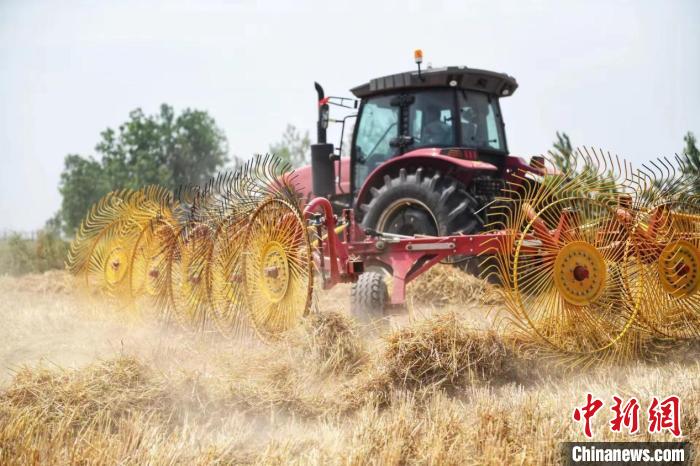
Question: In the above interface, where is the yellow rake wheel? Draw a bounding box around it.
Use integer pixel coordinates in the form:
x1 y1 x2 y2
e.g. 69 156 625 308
129 218 179 318
172 223 215 328
104 246 129 286
242 198 312 339
552 241 608 306
67 191 129 299
658 240 700 299
67 187 181 309
511 196 638 354
92 238 136 301
631 201 700 338
210 218 246 334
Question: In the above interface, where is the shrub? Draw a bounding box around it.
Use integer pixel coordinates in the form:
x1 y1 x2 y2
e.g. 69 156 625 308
0 231 68 276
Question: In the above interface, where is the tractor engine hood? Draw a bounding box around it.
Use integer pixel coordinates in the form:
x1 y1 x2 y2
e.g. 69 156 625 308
292 158 351 202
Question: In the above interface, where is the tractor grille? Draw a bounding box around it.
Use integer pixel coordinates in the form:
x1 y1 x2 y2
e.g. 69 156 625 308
472 176 505 199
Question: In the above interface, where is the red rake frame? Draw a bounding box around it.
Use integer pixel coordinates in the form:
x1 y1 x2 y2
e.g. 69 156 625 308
305 197 535 306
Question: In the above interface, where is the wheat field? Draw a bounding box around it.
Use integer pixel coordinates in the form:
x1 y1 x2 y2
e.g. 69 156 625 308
0 267 698 465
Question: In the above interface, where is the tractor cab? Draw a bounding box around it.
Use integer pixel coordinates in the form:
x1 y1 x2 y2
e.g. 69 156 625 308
303 52 536 241
349 67 516 192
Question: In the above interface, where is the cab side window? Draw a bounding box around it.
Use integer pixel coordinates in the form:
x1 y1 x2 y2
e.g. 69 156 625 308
459 91 504 151
354 95 399 189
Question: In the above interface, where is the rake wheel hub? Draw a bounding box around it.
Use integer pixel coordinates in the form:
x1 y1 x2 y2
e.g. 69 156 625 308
104 248 128 285
658 240 700 298
145 256 163 296
260 241 290 303
573 265 590 281
553 241 607 306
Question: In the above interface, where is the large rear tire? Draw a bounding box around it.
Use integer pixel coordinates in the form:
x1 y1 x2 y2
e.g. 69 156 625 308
360 167 486 276
359 167 482 237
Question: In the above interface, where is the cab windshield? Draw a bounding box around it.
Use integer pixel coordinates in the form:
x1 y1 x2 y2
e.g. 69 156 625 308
353 88 506 190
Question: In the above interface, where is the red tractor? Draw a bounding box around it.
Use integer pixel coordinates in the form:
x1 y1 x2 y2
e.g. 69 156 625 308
294 52 546 318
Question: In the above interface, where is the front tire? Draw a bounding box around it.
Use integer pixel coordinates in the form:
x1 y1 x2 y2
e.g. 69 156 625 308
350 271 388 323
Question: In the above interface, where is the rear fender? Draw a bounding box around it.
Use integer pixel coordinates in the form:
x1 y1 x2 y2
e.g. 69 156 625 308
355 153 498 209
504 155 549 181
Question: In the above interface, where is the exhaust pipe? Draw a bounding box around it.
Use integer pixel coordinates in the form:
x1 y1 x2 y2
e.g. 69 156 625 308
315 82 328 144
312 82 334 197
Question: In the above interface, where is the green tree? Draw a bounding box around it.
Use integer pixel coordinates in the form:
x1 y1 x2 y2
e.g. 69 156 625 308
548 131 617 195
0 230 68 275
59 155 111 236
57 104 228 235
549 131 574 174
681 131 700 194
0 234 35 276
44 212 63 236
269 124 311 168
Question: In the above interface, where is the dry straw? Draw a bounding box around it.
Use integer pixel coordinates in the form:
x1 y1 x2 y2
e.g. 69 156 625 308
382 313 511 391
408 264 502 306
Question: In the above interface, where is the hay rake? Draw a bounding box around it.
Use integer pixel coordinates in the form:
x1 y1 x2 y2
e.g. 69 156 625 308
68 155 312 338
68 150 700 359
483 148 700 360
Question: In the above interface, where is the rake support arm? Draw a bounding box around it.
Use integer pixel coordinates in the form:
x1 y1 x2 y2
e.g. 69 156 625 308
304 196 523 305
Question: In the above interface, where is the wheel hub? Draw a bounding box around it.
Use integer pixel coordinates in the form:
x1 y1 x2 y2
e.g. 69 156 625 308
658 240 700 298
104 247 128 285
573 265 590 281
553 241 607 306
145 255 163 296
259 241 290 303
377 199 438 236
173 249 209 319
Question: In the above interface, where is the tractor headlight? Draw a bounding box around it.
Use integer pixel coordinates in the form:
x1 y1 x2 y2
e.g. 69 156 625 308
524 171 544 183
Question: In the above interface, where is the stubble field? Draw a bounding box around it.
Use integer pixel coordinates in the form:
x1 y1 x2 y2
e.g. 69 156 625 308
0 268 698 465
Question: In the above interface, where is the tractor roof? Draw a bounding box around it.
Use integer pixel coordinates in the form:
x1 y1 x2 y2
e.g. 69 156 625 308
350 66 518 99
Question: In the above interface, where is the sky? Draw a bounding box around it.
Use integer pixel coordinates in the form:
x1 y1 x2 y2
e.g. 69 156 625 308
1 0 699 232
